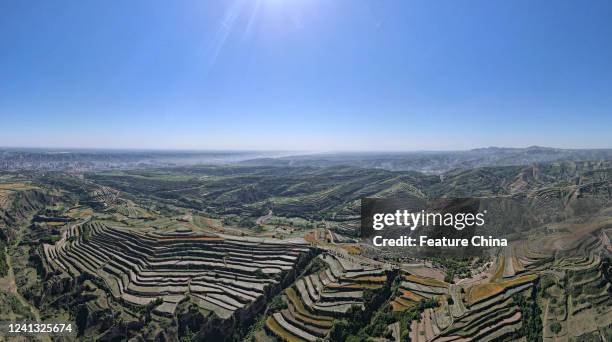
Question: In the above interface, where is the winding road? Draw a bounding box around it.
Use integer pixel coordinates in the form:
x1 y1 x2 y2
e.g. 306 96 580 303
256 210 273 225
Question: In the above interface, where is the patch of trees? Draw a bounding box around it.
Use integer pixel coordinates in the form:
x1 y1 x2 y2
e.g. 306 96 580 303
512 284 543 341
267 294 287 313
241 314 266 342
329 306 366 342
432 257 477 283
0 239 7 277
238 217 257 228
75 304 88 336
177 303 235 341
550 322 562 334
329 273 396 342
134 297 163 321
222 215 257 229
304 257 327 275
329 271 440 341
602 256 611 282
253 268 266 278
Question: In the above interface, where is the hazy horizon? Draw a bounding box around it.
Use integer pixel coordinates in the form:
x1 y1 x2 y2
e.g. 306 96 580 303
2 145 612 154
2 0 612 150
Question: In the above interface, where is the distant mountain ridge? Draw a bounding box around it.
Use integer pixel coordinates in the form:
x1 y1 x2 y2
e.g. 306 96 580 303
0 149 284 171
239 146 612 173
1 146 612 173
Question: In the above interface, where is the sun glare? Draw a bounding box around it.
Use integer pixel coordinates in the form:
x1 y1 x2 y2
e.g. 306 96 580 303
206 0 310 69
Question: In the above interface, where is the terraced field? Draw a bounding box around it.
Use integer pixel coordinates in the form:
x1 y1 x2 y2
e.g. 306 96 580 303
0 160 610 341
390 220 612 342
391 273 449 312
370 213 612 342
43 221 313 319
386 269 535 341
87 186 153 219
265 253 388 341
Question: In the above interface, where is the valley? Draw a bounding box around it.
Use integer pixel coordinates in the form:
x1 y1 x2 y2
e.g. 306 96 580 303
0 157 610 341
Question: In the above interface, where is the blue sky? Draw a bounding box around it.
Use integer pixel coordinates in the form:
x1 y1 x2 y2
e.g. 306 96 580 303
1 0 611 151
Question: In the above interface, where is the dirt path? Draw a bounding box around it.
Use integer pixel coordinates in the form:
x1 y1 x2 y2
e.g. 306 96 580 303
256 210 273 225
542 299 551 340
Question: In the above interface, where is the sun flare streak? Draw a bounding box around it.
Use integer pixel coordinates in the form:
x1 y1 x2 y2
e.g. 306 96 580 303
206 0 247 69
